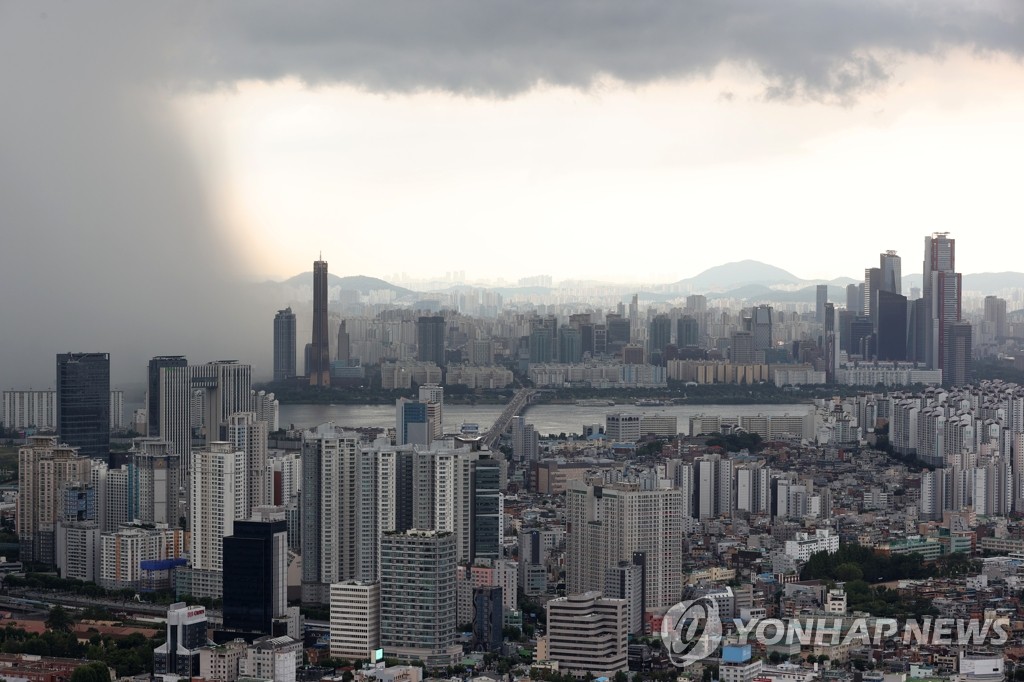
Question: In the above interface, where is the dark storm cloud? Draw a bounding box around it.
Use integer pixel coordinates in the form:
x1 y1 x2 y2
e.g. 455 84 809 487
185 1 1024 100
1 1 1021 388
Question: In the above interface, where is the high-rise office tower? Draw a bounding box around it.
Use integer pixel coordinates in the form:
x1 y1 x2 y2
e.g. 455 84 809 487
558 326 583 364
947 322 973 386
154 603 208 677
923 233 962 377
815 285 828 325
880 250 902 295
546 593 629 677
846 283 860 312
18 436 92 566
984 296 1008 340
473 586 504 653
876 290 908 361
749 306 773 353
907 297 928 363
148 356 188 437
330 581 381 661
336 319 351 363
301 424 359 604
273 307 297 382
528 328 553 364
730 331 755 364
158 361 253 485
222 518 288 637
472 454 503 563
677 316 699 347
417 315 446 367
578 322 596 356
310 259 331 386
396 398 437 447
605 315 631 353
648 314 672 358
56 353 110 459
530 315 558 361
864 267 882 322
379 530 461 667
849 317 874 358
566 481 683 610
823 303 839 383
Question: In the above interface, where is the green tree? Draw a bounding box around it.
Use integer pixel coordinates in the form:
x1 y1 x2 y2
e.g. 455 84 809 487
70 662 110 682
834 562 864 582
45 606 74 633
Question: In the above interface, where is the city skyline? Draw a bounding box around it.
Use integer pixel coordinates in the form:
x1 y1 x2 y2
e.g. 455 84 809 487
3 4 1024 387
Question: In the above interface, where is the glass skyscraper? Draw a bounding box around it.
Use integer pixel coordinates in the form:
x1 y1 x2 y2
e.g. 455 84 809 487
56 352 110 458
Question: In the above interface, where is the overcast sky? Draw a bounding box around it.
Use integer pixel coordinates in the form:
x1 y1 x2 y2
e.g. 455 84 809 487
1 1 1022 386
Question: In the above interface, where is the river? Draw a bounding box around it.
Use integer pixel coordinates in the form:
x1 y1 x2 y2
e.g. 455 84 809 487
278 402 815 436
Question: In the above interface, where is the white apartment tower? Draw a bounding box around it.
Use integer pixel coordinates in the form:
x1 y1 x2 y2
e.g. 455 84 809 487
190 442 246 572
566 480 683 610
228 411 269 517
301 424 360 603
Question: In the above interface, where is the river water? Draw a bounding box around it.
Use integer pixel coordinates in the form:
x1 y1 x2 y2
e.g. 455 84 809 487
278 402 814 436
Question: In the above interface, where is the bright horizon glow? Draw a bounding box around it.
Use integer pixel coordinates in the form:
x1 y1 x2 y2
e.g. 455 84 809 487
176 49 1024 285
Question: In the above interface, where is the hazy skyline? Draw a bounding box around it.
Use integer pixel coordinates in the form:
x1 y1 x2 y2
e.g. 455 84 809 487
2 2 1022 386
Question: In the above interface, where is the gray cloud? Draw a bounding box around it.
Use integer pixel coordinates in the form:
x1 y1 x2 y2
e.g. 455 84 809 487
1 1 1021 389
183 1 1024 99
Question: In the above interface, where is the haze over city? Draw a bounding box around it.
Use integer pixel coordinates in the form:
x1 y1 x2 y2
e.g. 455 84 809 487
3 2 1023 381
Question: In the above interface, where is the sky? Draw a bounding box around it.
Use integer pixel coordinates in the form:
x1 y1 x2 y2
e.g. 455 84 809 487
1 1 1023 386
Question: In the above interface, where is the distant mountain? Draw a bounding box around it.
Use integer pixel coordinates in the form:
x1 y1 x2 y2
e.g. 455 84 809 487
278 273 412 295
705 284 851 304
963 272 1024 292
903 272 1024 294
673 260 803 290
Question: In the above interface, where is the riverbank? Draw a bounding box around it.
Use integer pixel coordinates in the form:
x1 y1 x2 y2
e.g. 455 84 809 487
278 402 815 436
261 381 846 406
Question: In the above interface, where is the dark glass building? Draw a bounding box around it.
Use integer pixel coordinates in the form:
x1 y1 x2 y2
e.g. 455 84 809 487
876 290 908 361
310 260 331 386
472 455 502 562
472 586 503 653
677 316 699 347
273 307 297 382
417 315 446 367
606 315 630 353
222 519 288 637
147 355 187 437
648 315 671 357
56 353 110 458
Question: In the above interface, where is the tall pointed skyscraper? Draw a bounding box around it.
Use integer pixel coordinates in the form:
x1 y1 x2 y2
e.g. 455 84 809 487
310 258 331 386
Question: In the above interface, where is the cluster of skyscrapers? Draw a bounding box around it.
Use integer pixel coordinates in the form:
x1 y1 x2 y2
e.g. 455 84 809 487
815 233 974 386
